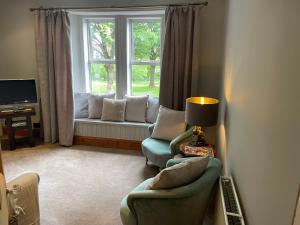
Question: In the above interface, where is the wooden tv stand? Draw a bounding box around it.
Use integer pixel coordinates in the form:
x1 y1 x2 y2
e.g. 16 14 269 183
0 107 35 150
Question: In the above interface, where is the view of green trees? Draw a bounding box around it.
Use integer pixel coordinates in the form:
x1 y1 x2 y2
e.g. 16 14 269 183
89 21 115 94
88 20 161 97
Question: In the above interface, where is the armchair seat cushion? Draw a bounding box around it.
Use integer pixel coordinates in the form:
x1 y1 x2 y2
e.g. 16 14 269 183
142 125 193 168
142 138 173 168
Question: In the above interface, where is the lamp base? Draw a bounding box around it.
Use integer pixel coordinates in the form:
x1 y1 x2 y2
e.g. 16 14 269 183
190 126 207 147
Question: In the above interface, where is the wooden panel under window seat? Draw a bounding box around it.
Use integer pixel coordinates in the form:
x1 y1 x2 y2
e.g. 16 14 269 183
73 136 142 151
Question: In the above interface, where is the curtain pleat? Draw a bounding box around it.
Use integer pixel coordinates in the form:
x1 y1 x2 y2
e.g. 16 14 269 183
159 6 203 110
34 10 74 146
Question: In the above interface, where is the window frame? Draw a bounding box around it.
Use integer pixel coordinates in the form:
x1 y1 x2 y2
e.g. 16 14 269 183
85 18 117 94
127 17 164 96
86 18 116 62
79 11 165 98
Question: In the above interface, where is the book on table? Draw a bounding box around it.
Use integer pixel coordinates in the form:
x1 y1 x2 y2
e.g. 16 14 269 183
180 143 215 157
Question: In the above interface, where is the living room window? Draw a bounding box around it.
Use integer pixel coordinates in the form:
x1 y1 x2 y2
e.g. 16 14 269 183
72 11 164 97
86 19 116 94
128 19 162 97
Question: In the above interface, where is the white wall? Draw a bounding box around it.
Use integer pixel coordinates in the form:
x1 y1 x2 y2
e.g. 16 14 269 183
218 0 300 225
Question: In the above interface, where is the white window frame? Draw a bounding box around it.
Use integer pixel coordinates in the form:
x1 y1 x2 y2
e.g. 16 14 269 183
85 18 117 94
77 10 165 98
127 17 164 96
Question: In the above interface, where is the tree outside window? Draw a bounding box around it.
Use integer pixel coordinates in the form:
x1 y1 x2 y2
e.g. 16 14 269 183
131 20 161 97
88 20 116 94
86 16 162 97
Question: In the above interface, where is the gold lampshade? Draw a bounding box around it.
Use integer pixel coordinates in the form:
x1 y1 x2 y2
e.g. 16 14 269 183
185 97 219 127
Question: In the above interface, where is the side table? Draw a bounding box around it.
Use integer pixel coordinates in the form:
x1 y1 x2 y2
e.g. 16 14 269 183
0 108 35 150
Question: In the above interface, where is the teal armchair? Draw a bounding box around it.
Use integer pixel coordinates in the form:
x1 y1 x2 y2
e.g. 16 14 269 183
141 124 193 168
120 157 222 225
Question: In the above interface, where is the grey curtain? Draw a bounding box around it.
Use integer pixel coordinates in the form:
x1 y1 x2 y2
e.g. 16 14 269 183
34 10 74 146
159 6 203 110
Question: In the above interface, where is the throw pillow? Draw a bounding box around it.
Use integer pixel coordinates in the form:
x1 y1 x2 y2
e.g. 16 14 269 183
74 93 90 118
146 97 159 123
88 93 115 119
101 98 126 122
151 106 186 141
147 157 209 190
125 95 149 122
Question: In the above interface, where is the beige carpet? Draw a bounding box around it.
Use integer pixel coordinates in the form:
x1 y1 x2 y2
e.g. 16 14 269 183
2 144 158 225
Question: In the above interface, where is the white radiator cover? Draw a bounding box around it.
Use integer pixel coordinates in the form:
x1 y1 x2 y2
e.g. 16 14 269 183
74 118 151 141
214 176 245 225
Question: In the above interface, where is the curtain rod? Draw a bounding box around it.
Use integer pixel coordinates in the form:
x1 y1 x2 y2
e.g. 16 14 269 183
29 1 208 12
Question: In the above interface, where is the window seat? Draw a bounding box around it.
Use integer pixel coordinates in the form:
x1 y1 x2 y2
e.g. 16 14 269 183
74 118 151 142
72 95 159 150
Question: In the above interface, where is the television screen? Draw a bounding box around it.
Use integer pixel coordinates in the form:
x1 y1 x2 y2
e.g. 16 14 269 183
0 79 37 106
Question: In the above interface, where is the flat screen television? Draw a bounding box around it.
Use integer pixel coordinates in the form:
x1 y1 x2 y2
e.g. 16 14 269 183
0 79 38 106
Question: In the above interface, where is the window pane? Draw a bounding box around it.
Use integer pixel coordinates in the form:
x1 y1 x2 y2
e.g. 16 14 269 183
131 65 160 97
90 63 116 94
131 21 161 61
88 21 115 60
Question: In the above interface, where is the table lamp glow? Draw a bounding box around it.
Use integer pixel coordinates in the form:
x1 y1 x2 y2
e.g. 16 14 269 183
185 97 219 146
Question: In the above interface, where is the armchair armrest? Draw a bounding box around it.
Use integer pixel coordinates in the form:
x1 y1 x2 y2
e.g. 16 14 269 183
169 127 193 155
148 124 155 135
7 173 40 225
127 189 194 225
0 173 8 225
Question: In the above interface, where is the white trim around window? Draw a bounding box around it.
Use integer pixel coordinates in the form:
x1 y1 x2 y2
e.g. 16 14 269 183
70 10 165 98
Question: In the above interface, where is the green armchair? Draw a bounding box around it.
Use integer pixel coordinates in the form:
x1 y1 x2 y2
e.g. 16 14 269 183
141 124 193 168
120 157 222 225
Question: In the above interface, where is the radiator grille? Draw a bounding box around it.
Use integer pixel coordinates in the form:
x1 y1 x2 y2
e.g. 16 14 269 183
220 176 245 225
227 215 243 225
